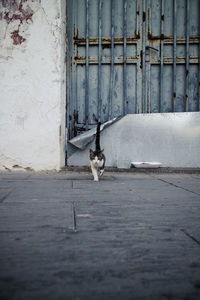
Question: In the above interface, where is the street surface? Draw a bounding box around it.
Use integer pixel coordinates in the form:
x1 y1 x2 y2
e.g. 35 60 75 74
0 171 200 300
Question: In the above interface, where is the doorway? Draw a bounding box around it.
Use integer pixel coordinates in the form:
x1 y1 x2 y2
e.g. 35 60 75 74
66 0 200 141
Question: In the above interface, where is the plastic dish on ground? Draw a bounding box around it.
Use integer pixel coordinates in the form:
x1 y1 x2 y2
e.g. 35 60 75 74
131 162 162 168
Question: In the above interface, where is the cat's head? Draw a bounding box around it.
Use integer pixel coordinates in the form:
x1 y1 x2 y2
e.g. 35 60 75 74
90 149 104 161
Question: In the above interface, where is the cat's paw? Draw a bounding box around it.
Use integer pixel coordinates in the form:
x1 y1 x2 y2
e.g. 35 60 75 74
100 170 104 177
94 178 99 182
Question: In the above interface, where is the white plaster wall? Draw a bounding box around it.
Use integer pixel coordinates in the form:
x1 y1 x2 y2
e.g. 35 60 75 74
0 0 66 171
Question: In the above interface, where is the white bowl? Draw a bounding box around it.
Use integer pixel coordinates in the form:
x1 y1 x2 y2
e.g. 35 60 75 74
131 162 162 168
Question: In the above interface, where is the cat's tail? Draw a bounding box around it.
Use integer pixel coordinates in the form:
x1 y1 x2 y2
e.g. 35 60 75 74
95 122 101 151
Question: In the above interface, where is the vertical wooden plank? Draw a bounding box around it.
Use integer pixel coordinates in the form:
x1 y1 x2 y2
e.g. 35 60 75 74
198 0 200 111
74 1 79 135
123 0 127 115
136 0 143 114
85 0 89 130
160 0 164 113
142 0 147 113
185 0 190 112
172 0 177 112
98 0 102 121
146 0 150 113
66 0 71 138
68 0 78 138
109 0 115 120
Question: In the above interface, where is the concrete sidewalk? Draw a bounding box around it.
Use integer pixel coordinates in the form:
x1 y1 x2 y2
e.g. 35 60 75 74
0 171 200 300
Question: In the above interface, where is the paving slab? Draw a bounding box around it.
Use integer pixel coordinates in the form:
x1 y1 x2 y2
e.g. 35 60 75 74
0 171 200 300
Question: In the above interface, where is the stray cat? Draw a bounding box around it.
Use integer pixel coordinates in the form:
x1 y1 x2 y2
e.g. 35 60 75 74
90 122 105 182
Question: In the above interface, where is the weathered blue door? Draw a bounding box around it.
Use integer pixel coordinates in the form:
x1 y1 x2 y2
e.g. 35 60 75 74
66 0 199 139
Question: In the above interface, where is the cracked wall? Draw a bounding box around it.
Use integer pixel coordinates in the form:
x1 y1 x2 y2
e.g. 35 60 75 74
0 0 66 171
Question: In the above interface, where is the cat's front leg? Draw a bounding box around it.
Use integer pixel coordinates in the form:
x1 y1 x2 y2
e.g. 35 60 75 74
91 163 99 182
99 168 104 177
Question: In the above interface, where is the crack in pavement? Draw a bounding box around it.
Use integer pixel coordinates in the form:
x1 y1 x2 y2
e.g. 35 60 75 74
0 189 14 203
158 179 200 197
181 229 200 246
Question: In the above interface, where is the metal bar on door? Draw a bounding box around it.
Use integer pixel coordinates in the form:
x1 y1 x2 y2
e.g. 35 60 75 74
98 0 102 121
109 0 114 120
85 0 89 130
172 0 177 112
160 0 164 113
185 0 190 112
123 0 127 116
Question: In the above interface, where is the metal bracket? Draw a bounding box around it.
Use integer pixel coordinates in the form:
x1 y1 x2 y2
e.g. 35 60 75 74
146 46 159 52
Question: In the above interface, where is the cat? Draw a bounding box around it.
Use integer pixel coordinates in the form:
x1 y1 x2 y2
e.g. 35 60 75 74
90 122 105 182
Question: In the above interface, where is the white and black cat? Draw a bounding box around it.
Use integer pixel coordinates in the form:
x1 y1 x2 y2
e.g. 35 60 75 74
90 122 105 182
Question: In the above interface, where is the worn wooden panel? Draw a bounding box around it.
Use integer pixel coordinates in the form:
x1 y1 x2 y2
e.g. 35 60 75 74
67 0 200 139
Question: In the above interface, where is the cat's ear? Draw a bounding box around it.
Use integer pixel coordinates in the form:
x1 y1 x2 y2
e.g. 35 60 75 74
90 149 94 154
101 149 104 153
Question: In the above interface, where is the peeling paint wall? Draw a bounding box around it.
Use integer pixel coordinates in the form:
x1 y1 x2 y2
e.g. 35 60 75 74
0 0 66 171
